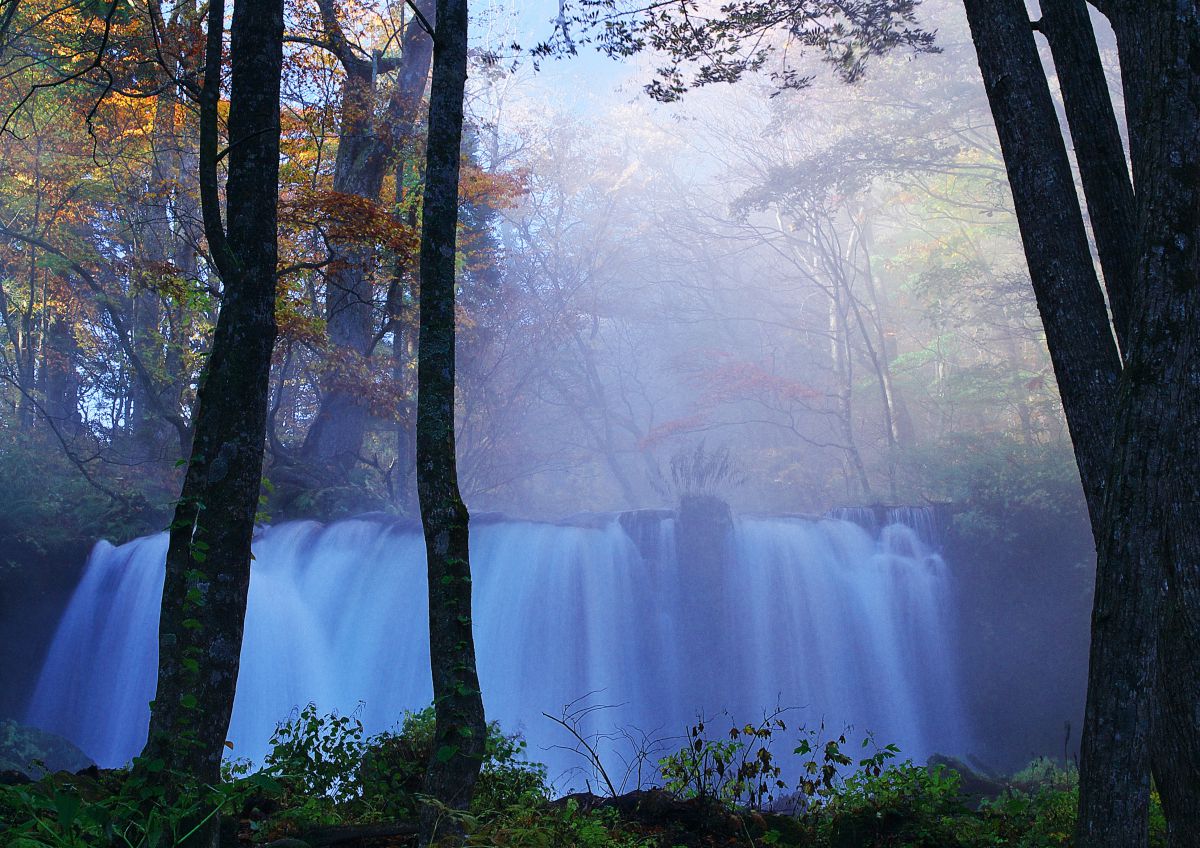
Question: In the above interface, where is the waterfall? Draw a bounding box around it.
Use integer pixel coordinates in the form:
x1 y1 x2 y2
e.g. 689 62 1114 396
26 511 971 786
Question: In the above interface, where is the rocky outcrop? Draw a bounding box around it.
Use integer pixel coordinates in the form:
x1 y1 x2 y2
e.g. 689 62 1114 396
0 719 93 777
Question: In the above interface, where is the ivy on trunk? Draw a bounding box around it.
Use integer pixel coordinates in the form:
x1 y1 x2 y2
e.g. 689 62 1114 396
143 0 284 800
414 0 487 842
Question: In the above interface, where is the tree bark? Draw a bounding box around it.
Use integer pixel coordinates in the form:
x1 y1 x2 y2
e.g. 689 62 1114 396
143 0 283 800
961 3 1142 838
42 313 80 434
415 0 486 843
1106 5 1200 843
387 0 435 513
300 50 387 471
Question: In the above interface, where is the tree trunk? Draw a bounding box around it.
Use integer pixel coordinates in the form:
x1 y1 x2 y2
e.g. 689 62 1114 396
1037 0 1137 349
143 0 283 802
301 67 386 471
130 88 185 462
415 0 486 842
829 279 872 499
42 313 81 434
388 0 435 513
960 0 1121 524
302 0 435 474
1108 5 1200 842
963 1 1200 845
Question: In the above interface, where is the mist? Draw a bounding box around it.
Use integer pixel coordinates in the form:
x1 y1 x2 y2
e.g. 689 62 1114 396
1 0 1169 843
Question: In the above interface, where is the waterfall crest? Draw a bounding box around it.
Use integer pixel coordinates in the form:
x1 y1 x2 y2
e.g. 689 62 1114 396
27 511 971 781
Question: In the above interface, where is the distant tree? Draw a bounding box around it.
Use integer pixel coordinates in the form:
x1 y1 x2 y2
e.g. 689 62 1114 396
297 0 434 477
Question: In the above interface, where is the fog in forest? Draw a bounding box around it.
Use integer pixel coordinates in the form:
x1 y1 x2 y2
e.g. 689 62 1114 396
0 0 1109 818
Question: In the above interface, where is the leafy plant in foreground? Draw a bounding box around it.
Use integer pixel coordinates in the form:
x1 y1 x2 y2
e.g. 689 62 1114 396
0 758 280 848
658 711 788 808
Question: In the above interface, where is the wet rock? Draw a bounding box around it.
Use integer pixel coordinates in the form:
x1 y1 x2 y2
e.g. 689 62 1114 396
0 768 31 785
617 509 675 561
0 719 93 777
927 753 1007 806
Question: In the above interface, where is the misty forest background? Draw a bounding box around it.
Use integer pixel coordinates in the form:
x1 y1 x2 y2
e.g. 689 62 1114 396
0 0 1091 731
0 0 1192 845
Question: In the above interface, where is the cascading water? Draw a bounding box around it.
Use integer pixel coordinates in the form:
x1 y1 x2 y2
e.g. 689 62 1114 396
26 511 971 786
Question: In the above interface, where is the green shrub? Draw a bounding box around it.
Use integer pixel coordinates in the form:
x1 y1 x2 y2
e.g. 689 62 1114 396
263 702 366 806
474 725 549 816
471 799 653 848
816 761 965 847
658 712 790 809
0 759 279 848
255 703 548 825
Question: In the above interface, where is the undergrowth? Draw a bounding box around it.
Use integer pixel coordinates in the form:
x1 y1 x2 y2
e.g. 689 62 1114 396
0 707 1169 848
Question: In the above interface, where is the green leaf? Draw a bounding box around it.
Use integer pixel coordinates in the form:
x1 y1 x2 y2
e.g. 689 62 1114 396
435 744 459 763
52 790 80 829
249 773 283 794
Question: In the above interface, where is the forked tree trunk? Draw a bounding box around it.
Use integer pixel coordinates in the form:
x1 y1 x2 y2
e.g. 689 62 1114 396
415 0 486 842
961 1 1141 839
964 1 1200 845
301 0 435 473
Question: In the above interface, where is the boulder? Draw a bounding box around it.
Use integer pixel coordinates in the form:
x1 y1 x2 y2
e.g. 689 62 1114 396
0 719 93 777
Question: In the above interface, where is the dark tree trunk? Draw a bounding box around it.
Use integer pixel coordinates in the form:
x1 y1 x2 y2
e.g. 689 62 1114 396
415 0 486 841
42 314 80 434
1107 5 1200 843
964 2 1200 845
130 89 187 462
301 65 386 471
960 0 1121 519
961 2 1143 838
143 0 283 798
1037 0 1137 349
387 0 435 513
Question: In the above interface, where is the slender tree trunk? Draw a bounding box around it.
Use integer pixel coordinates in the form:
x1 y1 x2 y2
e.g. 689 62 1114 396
388 266 418 512
415 0 486 841
961 0 1121 522
143 0 283 802
42 314 80 434
389 0 436 513
301 66 386 471
829 281 871 499
1037 0 1137 349
130 88 183 461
